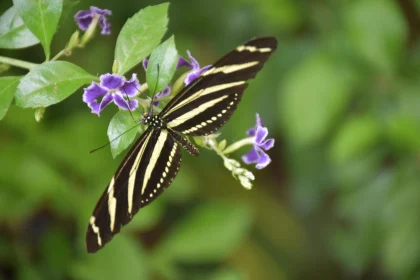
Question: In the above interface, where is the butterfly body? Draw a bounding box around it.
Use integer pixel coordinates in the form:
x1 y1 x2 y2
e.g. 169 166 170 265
86 37 277 253
141 112 165 128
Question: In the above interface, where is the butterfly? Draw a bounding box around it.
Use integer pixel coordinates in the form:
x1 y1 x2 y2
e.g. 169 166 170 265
86 37 278 253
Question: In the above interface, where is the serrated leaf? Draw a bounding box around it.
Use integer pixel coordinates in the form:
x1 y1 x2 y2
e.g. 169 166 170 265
108 110 141 158
0 76 20 120
115 3 169 74
157 201 252 262
0 6 39 49
15 61 96 108
146 35 178 94
345 0 407 72
13 0 62 60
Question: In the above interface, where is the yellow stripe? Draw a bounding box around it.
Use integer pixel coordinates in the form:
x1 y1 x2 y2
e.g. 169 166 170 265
89 216 102 246
167 95 229 128
141 130 168 195
202 61 259 76
107 177 117 232
162 81 245 118
236 46 272 53
127 131 152 214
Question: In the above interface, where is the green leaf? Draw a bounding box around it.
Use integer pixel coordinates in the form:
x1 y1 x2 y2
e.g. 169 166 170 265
146 35 178 94
0 6 40 49
15 61 96 108
13 0 62 60
330 116 381 164
345 0 407 72
157 201 252 262
108 110 141 158
279 53 354 146
59 0 79 26
71 235 148 280
115 3 169 74
208 269 244 280
0 76 20 120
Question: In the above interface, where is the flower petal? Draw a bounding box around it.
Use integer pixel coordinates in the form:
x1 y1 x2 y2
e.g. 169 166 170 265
87 99 100 115
184 66 211 85
82 82 108 103
187 50 200 69
113 93 138 111
99 93 113 112
241 147 260 164
185 71 200 85
74 10 93 30
177 55 192 69
100 73 125 90
255 126 269 144
99 15 111 35
119 73 140 96
260 138 275 150
142 58 149 70
255 150 271 169
90 6 112 16
247 127 256 137
256 113 264 127
127 99 139 111
155 84 171 99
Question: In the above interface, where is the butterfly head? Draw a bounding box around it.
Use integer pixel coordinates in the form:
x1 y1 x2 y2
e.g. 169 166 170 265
141 112 164 128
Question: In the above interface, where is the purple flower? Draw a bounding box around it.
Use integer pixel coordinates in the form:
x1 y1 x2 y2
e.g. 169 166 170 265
242 114 275 169
83 73 140 116
74 6 111 35
177 51 212 85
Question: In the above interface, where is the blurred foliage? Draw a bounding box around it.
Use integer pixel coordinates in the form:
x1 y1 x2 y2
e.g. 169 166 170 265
0 0 419 279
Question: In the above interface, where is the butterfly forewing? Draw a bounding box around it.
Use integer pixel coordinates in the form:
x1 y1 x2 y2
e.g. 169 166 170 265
160 37 277 136
86 37 277 253
86 128 182 253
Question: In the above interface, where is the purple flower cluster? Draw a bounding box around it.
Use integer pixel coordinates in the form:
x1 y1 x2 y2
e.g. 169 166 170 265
75 6 111 35
79 12 211 116
178 51 211 85
83 74 140 116
141 50 211 106
242 114 275 169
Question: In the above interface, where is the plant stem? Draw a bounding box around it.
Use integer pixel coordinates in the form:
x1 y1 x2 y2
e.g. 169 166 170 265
0 56 38 70
206 137 228 159
223 137 254 154
51 49 68 61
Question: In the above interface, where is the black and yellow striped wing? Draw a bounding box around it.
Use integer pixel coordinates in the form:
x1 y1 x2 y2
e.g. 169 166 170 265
160 37 277 136
86 127 182 253
86 37 277 253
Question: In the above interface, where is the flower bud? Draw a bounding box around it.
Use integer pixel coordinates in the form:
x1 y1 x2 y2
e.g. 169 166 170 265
239 176 252 190
35 107 45 122
68 30 80 49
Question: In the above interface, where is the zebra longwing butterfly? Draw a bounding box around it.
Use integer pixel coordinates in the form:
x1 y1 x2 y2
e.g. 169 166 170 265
86 37 278 253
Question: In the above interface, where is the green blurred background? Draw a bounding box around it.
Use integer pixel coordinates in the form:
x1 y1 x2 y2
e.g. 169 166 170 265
1 0 420 279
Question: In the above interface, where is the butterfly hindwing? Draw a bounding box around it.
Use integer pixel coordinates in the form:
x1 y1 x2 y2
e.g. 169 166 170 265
160 37 277 136
86 127 182 253
86 37 277 253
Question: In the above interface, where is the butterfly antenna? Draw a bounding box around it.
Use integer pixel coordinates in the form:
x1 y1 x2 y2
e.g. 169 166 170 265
89 123 141 154
121 86 143 123
150 64 160 115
